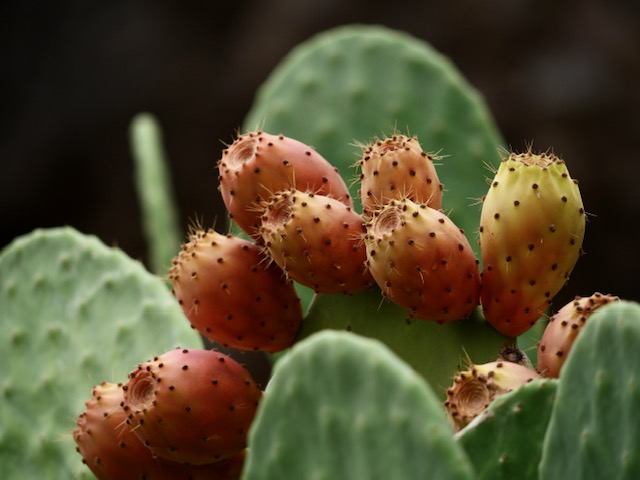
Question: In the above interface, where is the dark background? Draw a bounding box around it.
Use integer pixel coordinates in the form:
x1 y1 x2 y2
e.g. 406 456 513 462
3 0 639 310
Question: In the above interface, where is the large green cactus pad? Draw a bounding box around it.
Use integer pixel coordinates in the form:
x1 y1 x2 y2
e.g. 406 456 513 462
243 24 504 243
0 227 203 479
298 287 512 399
539 300 640 479
456 379 558 480
243 330 474 480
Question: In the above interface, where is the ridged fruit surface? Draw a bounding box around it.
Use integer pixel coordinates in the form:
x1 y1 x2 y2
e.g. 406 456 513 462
445 360 541 431
479 152 585 337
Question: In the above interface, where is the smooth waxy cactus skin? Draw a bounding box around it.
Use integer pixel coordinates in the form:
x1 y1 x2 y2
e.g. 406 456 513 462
169 229 302 352
358 134 443 217
123 347 263 465
0 228 203 479
258 189 373 294
537 292 619 378
217 131 352 238
242 331 475 480
479 152 586 337
445 360 541 431
364 198 480 322
73 382 245 480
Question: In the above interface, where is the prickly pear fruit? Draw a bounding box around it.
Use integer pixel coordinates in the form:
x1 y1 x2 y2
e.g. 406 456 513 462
536 292 619 378
169 229 302 353
358 133 443 217
258 189 373 294
123 347 263 465
217 131 352 238
364 198 480 322
445 360 541 431
73 381 246 479
479 151 586 337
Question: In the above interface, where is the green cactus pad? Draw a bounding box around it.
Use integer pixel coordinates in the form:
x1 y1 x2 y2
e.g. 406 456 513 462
455 378 558 480
0 227 203 479
242 330 474 480
130 112 182 274
243 24 504 244
298 286 511 400
539 300 640 479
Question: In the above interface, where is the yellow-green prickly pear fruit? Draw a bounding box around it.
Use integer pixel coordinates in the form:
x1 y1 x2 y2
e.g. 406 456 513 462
479 151 586 337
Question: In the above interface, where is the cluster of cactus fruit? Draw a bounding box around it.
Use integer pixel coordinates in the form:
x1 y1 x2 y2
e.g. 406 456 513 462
72 123 609 478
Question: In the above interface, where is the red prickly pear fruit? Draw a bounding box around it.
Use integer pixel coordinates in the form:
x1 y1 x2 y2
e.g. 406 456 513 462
364 198 480 323
479 151 586 337
169 229 302 353
122 347 263 465
445 360 541 430
536 292 619 378
73 381 246 479
358 134 443 217
217 131 352 238
258 189 374 294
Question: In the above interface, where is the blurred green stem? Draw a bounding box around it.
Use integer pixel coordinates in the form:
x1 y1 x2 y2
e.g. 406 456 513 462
130 113 181 275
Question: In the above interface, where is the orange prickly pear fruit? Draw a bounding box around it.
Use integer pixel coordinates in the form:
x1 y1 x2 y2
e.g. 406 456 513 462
479 151 586 337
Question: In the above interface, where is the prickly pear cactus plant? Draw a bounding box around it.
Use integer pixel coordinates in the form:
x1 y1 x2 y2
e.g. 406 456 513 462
0 227 203 479
4 21 639 480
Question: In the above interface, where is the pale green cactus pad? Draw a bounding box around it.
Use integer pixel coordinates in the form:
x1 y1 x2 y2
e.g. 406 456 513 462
539 300 640 479
298 286 511 400
455 378 558 480
0 227 203 479
242 330 475 480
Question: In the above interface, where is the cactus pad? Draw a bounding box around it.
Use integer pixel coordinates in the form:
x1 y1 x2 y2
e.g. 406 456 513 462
455 378 558 480
298 286 511 400
242 330 474 480
539 300 640 479
0 227 203 479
